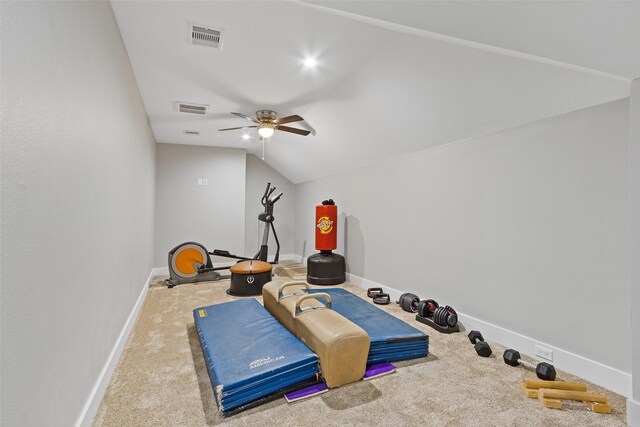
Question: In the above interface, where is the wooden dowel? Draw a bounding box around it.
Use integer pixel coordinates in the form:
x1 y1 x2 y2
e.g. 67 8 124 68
538 396 563 409
538 388 607 403
523 379 587 391
521 385 539 398
585 401 612 414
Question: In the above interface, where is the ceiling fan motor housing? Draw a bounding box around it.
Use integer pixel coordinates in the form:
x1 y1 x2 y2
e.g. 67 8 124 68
256 110 277 122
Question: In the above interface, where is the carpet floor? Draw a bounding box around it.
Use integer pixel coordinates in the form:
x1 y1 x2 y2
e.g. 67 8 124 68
94 262 627 426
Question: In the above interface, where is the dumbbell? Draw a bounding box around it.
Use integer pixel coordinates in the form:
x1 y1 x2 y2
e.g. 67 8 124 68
503 349 556 381
417 299 439 318
467 330 492 357
432 305 458 328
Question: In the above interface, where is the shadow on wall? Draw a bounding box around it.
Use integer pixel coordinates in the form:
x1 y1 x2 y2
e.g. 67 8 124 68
344 214 364 277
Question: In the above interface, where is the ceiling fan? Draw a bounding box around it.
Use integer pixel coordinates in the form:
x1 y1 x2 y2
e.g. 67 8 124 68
218 110 316 140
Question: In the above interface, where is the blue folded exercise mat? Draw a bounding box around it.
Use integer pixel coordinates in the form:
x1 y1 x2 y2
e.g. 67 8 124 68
309 288 429 363
193 298 319 415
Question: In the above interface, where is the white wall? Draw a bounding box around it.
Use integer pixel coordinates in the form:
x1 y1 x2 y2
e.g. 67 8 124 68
295 99 630 377
0 2 156 426
628 79 640 426
154 144 246 267
245 154 296 259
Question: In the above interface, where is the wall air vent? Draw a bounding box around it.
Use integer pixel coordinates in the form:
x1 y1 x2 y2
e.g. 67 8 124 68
189 23 223 49
183 130 200 135
174 101 209 115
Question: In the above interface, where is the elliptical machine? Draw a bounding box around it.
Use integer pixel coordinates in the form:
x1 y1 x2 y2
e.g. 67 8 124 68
165 183 282 288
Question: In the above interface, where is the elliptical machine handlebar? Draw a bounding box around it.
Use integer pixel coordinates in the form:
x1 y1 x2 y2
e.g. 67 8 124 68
258 188 282 223
270 192 283 204
260 182 283 209
262 183 275 207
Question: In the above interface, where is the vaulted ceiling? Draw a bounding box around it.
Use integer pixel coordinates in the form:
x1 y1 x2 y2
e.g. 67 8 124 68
111 1 637 183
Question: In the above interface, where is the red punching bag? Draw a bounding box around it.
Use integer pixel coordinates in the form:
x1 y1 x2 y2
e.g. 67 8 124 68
315 203 337 251
307 199 345 285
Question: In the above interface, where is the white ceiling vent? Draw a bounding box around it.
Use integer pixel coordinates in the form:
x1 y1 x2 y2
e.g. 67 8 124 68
174 101 209 115
189 23 223 49
183 130 200 135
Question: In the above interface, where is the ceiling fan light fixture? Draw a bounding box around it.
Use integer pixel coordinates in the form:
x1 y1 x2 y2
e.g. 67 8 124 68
303 57 317 68
258 124 275 138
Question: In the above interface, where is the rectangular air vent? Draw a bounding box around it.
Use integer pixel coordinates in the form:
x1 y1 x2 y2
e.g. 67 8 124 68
183 130 200 135
174 101 209 115
189 23 223 49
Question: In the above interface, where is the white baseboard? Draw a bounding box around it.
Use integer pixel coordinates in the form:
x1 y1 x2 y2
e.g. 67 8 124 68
74 269 153 427
284 253 304 264
343 269 632 398
345 272 405 301
628 399 640 427
153 266 169 277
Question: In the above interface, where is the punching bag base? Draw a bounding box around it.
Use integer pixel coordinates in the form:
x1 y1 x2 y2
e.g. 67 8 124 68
307 252 346 285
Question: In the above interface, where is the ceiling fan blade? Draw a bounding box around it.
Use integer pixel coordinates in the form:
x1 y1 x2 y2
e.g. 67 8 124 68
231 112 260 124
304 123 317 136
276 125 311 136
274 114 303 125
218 126 257 131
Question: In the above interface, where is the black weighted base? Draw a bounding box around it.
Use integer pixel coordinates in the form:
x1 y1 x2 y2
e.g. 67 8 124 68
415 314 460 334
227 270 272 296
307 252 346 285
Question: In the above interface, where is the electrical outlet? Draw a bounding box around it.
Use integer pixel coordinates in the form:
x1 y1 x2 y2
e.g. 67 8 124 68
534 345 553 361
197 178 203 186
203 178 208 186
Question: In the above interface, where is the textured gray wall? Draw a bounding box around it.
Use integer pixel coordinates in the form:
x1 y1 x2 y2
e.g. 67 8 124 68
154 144 246 267
295 99 630 373
0 2 156 425
245 154 296 259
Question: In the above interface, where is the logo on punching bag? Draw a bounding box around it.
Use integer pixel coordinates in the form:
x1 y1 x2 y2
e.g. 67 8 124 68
247 276 255 284
317 216 334 234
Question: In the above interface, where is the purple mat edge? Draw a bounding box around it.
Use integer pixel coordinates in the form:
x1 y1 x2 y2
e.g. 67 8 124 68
284 383 329 402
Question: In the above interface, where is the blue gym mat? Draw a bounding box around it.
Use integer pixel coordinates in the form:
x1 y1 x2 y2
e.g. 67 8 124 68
309 288 429 363
193 298 320 415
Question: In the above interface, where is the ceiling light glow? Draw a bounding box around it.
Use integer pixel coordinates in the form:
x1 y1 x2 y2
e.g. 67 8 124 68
258 124 275 139
242 134 250 140
303 57 317 68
